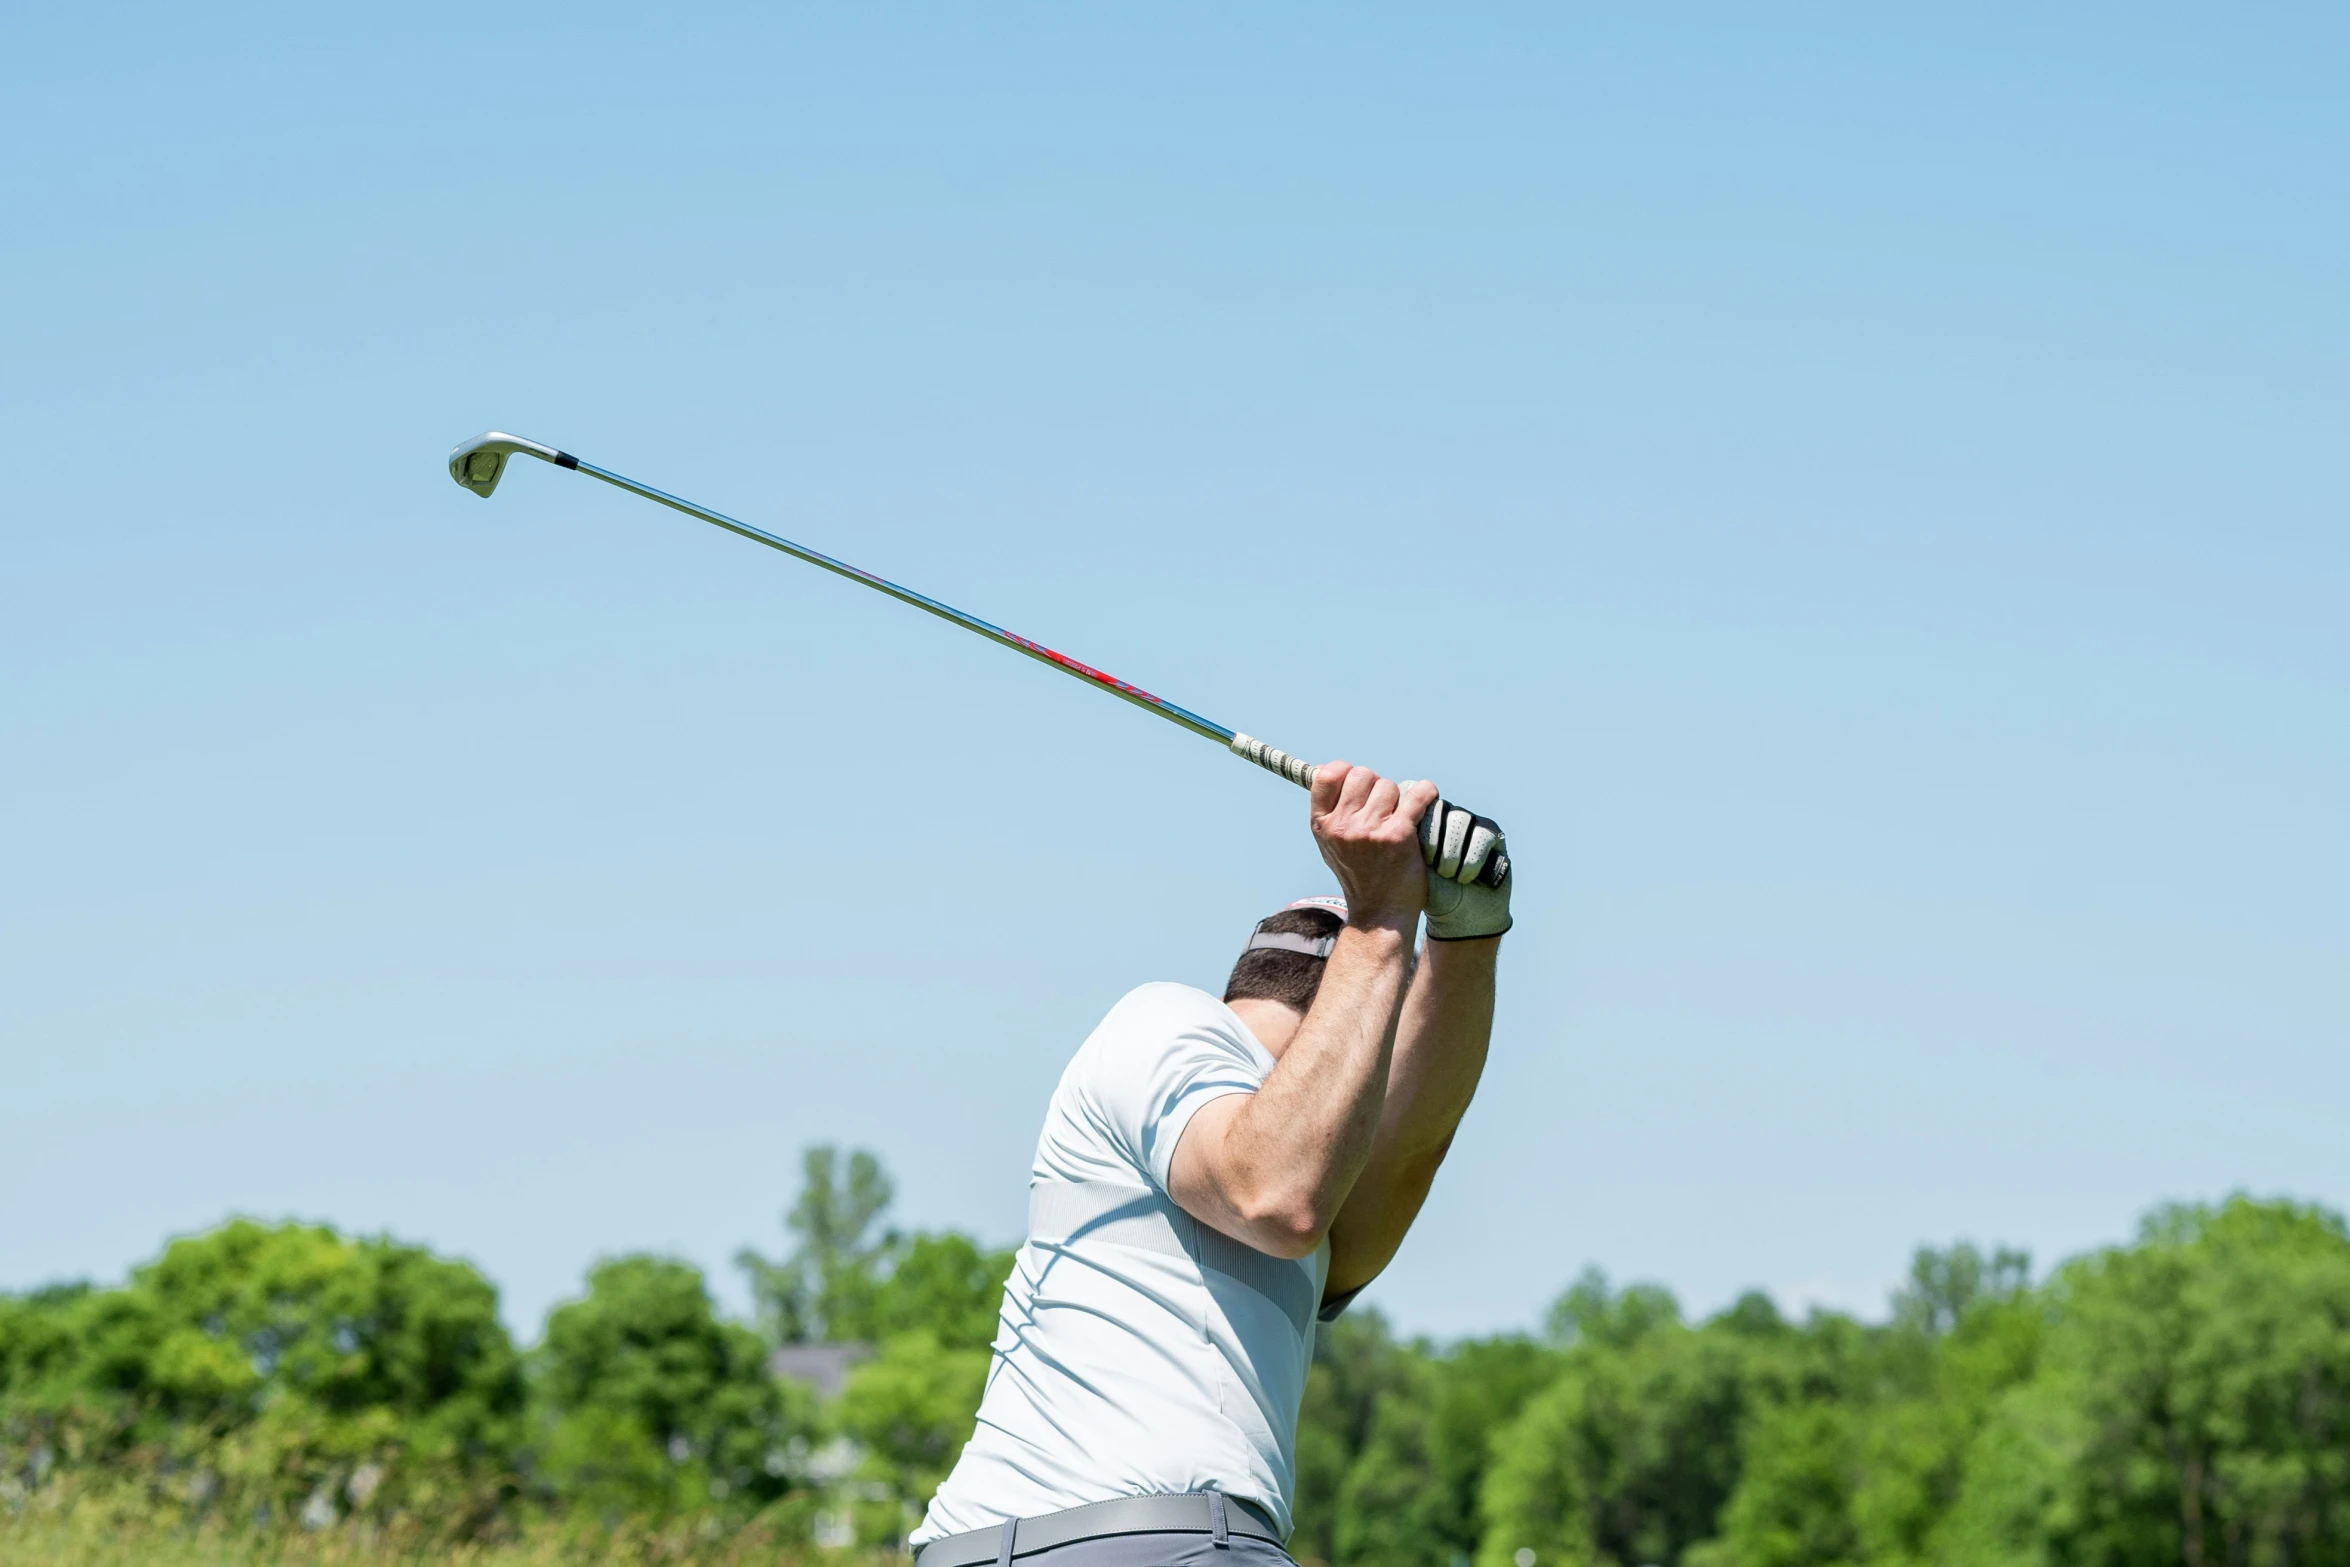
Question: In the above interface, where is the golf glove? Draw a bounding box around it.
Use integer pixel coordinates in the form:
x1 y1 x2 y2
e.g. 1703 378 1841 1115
1413 793 1513 941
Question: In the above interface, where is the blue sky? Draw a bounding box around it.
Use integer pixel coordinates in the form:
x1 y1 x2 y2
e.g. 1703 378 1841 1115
4 3 2343 1340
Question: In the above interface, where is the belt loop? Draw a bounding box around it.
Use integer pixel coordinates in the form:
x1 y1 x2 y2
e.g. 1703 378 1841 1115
1208 1492 1229 1549
996 1517 1018 1567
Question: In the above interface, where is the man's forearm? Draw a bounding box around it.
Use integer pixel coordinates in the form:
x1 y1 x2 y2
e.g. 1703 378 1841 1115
1377 936 1498 1160
1324 934 1498 1292
1199 920 1414 1253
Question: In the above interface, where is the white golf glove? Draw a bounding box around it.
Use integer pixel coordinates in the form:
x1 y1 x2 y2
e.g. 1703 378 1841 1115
1410 791 1513 941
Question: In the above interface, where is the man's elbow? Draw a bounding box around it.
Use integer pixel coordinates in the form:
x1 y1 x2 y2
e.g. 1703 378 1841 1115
1234 1193 1334 1260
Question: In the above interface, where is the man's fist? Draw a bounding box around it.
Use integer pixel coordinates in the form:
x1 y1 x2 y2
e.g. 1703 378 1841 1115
1412 794 1512 941
1310 762 1439 928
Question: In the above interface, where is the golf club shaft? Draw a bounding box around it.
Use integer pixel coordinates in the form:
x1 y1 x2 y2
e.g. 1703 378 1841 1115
455 436 1508 887
575 457 1243 748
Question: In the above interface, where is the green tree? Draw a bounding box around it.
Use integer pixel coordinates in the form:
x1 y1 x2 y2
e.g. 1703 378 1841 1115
852 1232 1017 1352
1704 1398 1863 1567
1850 1263 2043 1565
1945 1197 2350 1566
736 1146 1016 1357
1336 1334 1562 1567
0 1220 524 1531
834 1330 992 1543
1891 1242 2032 1339
737 1146 899 1346
533 1255 811 1520
1482 1278 1796 1567
1701 1245 2040 1567
1547 1267 1684 1351
1294 1310 1418 1567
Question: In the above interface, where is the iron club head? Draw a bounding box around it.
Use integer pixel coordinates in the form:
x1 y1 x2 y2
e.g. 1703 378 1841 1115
447 432 574 498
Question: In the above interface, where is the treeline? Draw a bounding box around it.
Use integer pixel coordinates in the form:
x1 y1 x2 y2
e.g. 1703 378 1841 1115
1302 1198 2350 1567
0 1149 1007 1556
5 1155 2349 1567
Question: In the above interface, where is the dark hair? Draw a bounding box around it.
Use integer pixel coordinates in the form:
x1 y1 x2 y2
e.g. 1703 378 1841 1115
1222 906 1345 1014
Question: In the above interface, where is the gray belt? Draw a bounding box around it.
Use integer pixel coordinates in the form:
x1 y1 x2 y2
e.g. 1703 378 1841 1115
913 1493 1283 1567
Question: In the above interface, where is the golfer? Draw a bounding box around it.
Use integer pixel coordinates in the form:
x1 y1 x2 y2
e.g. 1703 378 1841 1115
911 762 1510 1566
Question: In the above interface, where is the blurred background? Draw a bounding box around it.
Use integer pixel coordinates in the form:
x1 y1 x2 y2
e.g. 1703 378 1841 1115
4 2 2343 1347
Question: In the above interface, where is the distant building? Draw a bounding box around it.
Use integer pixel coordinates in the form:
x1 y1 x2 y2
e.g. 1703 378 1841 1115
768 1340 874 1400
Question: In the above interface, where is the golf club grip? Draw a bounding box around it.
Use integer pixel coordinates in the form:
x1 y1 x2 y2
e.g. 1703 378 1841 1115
1229 735 1511 889
1231 733 1317 788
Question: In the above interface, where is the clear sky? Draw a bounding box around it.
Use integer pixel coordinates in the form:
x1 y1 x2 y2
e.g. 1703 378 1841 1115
4 4 2343 1342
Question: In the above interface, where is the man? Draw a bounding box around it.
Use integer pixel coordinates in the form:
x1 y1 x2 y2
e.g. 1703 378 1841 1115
911 761 1511 1567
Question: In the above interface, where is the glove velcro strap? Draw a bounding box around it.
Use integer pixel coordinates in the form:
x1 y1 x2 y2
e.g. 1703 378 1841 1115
1427 918 1512 942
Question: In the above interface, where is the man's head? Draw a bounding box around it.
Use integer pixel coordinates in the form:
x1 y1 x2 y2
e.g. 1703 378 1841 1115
1223 897 1348 1016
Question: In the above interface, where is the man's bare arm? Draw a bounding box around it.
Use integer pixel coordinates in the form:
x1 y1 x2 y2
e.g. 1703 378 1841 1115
1168 763 1435 1259
1169 919 1414 1257
1324 934 1499 1295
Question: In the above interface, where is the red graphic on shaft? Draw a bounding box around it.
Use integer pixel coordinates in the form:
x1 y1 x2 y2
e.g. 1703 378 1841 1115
1006 634 1163 705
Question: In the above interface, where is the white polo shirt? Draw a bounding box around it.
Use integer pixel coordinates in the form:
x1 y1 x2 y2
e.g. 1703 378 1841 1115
911 982 1331 1544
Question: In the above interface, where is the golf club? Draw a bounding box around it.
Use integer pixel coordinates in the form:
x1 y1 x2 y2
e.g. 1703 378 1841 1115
447 432 1509 888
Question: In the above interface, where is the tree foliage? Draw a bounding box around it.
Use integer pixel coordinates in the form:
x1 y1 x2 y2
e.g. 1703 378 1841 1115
1483 1273 1787 1567
1290 1207 2350 1567
0 1219 523 1532
735 1146 1014 1355
9 1168 2350 1567
1940 1198 2350 1567
532 1255 812 1520
737 1147 899 1347
834 1330 993 1540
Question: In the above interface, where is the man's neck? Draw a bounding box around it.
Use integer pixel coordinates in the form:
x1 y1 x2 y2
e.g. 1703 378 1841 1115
1226 997 1304 1059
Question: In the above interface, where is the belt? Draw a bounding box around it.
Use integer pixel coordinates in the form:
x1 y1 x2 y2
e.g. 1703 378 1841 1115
913 1493 1284 1567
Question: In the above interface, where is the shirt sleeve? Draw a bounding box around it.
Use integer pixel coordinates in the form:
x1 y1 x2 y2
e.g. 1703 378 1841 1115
1080 985 1269 1195
1318 1283 1366 1323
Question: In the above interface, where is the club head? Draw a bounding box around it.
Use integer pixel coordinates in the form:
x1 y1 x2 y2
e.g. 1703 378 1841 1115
447 432 571 498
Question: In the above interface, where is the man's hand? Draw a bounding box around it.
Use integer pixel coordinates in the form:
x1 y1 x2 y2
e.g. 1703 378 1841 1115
1312 762 1439 930
1413 796 1512 941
